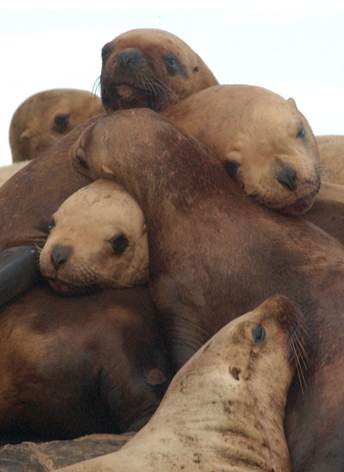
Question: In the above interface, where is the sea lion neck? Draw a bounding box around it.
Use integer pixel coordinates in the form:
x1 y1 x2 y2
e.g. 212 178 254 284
80 110 237 220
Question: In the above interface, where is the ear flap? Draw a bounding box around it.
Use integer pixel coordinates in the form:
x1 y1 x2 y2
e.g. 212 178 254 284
70 121 97 177
19 129 32 142
287 97 298 110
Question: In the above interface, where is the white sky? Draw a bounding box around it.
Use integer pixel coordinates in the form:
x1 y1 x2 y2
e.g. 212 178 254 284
1 0 344 166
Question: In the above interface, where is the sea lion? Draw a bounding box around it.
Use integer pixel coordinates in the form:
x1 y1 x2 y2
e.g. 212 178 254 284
100 28 217 112
164 84 321 215
316 134 344 184
9 89 103 162
39 180 148 294
306 181 344 245
72 109 344 472
0 162 29 187
0 117 101 306
56 295 305 472
0 285 169 440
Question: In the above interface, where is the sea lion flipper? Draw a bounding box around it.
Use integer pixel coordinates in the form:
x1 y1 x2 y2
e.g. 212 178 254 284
0 245 39 306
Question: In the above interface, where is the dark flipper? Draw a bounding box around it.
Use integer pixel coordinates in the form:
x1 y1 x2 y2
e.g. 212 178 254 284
0 245 39 307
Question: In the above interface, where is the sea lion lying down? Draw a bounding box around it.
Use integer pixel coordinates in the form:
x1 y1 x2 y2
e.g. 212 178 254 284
57 295 305 472
39 179 148 294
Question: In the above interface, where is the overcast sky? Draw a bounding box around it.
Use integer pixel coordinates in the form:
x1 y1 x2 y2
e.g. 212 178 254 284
1 0 343 166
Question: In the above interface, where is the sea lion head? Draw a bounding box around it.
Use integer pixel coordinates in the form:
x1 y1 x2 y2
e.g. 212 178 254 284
100 28 217 111
39 179 148 294
179 294 306 407
10 89 103 162
224 93 321 215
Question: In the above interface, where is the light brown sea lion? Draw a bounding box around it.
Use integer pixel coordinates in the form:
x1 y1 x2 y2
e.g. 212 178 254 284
56 295 305 472
316 134 344 184
0 162 29 187
100 28 218 111
0 285 169 441
39 180 148 294
9 89 103 162
71 109 344 472
164 84 321 215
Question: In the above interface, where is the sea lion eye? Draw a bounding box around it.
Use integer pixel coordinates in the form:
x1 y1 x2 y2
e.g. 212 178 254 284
53 114 70 134
101 43 112 62
225 160 239 178
47 218 56 232
163 54 179 74
296 127 305 139
252 324 266 344
110 234 129 255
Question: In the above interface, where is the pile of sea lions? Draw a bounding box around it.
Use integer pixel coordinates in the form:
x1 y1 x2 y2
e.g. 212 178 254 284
0 28 344 472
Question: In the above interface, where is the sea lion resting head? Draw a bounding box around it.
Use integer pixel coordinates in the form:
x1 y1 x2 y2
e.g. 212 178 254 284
39 179 148 294
165 85 321 215
100 28 218 111
56 294 305 472
9 89 103 162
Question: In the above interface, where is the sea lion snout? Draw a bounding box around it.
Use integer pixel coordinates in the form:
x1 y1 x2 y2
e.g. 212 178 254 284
276 166 297 191
50 244 73 270
116 48 145 68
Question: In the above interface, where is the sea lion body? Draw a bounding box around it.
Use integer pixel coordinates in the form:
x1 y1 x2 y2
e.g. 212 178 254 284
306 181 344 245
316 135 344 184
0 285 169 440
73 109 344 472
164 84 320 215
0 162 29 187
9 89 103 162
56 295 303 472
39 180 148 293
101 28 217 111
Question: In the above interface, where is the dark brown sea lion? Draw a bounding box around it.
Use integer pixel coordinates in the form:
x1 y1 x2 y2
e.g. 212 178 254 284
100 28 217 111
71 109 344 472
0 285 169 440
317 135 344 184
57 295 304 472
164 84 321 215
9 89 103 162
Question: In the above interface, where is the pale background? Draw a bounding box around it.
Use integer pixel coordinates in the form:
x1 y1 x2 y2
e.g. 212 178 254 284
1 0 343 166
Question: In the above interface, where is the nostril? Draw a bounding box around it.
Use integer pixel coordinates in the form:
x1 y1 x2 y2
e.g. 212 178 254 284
50 245 73 271
117 48 142 67
276 166 297 191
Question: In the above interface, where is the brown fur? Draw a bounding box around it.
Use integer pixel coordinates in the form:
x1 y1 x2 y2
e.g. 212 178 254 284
0 115 105 250
72 109 344 472
0 285 169 441
101 28 217 111
164 85 320 215
306 181 344 245
10 89 103 162
0 161 29 187
317 135 344 184
56 295 303 472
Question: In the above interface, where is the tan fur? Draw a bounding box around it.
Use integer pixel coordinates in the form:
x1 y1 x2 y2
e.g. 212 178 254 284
0 161 29 187
56 295 300 472
317 135 344 184
10 89 103 162
39 180 148 293
165 85 320 215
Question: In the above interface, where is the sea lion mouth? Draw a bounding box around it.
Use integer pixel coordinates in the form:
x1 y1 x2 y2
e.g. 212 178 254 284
47 278 98 296
279 189 319 216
